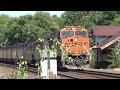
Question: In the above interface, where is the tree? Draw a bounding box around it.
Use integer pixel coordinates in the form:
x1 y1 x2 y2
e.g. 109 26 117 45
0 14 10 47
100 11 119 25
0 11 64 46
108 48 120 68
111 16 120 25
33 11 62 38
61 11 89 27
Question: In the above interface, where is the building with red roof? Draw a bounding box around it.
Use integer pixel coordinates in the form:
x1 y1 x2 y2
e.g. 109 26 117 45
92 26 120 68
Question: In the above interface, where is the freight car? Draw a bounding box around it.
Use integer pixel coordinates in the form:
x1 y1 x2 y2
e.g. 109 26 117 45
45 26 90 68
0 41 49 65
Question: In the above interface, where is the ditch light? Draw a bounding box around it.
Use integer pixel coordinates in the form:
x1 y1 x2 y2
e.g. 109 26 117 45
75 37 78 42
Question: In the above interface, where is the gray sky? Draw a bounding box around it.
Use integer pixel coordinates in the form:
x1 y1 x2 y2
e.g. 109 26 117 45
0 11 64 17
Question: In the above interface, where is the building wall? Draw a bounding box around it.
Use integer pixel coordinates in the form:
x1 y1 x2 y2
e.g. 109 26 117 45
93 33 120 68
115 40 120 48
95 36 110 45
93 48 110 68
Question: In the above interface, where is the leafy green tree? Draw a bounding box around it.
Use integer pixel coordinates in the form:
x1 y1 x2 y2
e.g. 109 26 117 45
0 14 10 46
108 48 120 68
100 11 119 25
111 16 120 25
61 11 89 27
0 11 63 46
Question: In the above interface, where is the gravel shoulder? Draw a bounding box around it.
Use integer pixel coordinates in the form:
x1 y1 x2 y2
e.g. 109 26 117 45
0 66 37 79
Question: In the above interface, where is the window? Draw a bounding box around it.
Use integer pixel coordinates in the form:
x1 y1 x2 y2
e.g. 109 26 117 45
75 31 87 38
62 31 74 38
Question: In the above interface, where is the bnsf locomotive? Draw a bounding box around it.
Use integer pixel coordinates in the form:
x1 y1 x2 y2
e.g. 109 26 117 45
45 26 90 67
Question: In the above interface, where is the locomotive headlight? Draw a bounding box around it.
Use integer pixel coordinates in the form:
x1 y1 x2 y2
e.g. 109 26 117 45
83 50 86 53
75 37 78 42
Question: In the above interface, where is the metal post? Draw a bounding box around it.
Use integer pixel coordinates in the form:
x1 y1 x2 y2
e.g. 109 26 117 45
96 42 99 68
97 42 98 63
47 50 50 70
47 50 50 79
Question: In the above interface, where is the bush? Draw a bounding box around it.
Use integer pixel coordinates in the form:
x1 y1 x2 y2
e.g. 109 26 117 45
90 50 95 68
108 48 120 68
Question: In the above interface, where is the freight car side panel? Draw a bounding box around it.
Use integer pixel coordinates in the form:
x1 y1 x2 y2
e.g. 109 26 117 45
34 44 40 60
3 48 6 58
17 45 24 59
0 48 2 58
11 46 16 59
25 44 32 60
6 47 11 58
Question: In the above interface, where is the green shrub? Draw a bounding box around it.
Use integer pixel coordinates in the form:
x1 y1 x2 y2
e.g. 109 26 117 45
90 50 95 68
108 48 120 68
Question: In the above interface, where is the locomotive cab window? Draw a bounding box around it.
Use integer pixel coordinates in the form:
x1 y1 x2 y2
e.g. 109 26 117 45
62 31 74 38
75 31 87 38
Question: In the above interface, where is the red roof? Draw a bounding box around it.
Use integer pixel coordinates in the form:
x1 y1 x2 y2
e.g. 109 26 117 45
93 26 120 36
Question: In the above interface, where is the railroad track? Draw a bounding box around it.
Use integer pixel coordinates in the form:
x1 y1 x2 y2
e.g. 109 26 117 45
79 70 120 79
1 62 120 79
57 72 81 79
65 69 120 79
0 63 81 79
0 63 17 68
27 67 38 73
